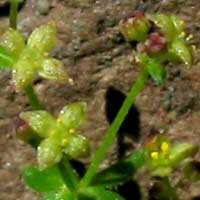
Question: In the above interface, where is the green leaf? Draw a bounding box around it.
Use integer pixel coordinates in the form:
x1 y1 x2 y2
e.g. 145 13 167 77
151 14 175 41
27 22 57 54
39 58 69 82
64 134 90 159
23 165 65 192
92 149 146 187
170 38 192 65
0 28 25 59
58 157 79 190
12 59 36 90
169 143 198 167
12 48 43 90
78 187 125 200
138 54 167 85
20 111 57 138
42 189 74 200
58 102 87 130
0 46 14 68
38 137 63 169
170 15 186 38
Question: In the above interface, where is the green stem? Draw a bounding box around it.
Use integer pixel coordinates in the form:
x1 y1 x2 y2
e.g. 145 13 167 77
25 84 44 110
80 70 149 188
58 157 79 191
9 0 19 29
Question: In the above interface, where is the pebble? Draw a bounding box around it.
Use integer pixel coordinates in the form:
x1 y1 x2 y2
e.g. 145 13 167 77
36 0 51 15
0 0 8 7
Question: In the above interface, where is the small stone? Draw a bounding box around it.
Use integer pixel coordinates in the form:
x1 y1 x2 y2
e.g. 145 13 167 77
36 0 51 15
0 0 8 7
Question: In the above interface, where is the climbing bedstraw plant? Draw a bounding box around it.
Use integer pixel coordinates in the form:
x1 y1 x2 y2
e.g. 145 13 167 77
0 2 199 199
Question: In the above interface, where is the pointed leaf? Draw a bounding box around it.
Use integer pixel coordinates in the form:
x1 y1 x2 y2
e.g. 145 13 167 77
58 102 87 130
39 58 68 82
92 149 146 187
138 54 167 85
12 60 36 90
170 38 192 65
27 22 57 54
151 14 175 41
0 46 14 68
12 48 43 90
170 15 186 38
20 111 56 138
23 165 65 192
0 28 25 59
38 137 63 169
169 143 198 167
78 187 125 200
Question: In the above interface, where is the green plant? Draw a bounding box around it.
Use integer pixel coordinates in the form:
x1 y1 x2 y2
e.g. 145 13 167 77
0 4 198 200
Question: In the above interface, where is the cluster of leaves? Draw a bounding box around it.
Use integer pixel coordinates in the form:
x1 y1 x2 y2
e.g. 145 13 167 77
0 22 68 91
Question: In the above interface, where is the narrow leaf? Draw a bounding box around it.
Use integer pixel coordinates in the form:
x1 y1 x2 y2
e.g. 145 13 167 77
92 149 146 187
0 46 14 68
138 54 167 85
151 14 175 41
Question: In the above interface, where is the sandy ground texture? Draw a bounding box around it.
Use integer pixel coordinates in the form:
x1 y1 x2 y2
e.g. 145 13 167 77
0 0 200 199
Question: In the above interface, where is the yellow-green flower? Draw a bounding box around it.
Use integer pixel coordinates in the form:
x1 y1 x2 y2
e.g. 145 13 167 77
0 22 68 91
19 102 90 169
145 135 198 177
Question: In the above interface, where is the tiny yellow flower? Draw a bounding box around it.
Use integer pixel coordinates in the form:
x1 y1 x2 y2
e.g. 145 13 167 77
161 142 170 153
151 151 159 159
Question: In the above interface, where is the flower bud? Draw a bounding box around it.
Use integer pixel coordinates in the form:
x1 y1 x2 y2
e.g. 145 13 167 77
119 11 150 42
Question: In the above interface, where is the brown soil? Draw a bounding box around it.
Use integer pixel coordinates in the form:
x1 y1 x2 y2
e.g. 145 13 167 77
0 0 200 199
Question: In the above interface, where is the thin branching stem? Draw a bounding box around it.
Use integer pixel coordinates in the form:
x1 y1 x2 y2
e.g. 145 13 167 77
9 0 19 29
25 84 44 110
80 69 149 188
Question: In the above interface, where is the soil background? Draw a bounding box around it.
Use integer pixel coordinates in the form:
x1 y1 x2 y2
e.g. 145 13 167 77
0 0 200 199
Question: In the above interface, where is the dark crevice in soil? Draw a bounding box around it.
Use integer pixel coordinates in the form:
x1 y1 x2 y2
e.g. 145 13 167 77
105 86 141 158
118 180 142 200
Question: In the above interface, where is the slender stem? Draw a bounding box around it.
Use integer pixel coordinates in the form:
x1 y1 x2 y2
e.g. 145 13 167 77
80 70 149 188
25 84 44 110
9 0 19 29
58 157 79 191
